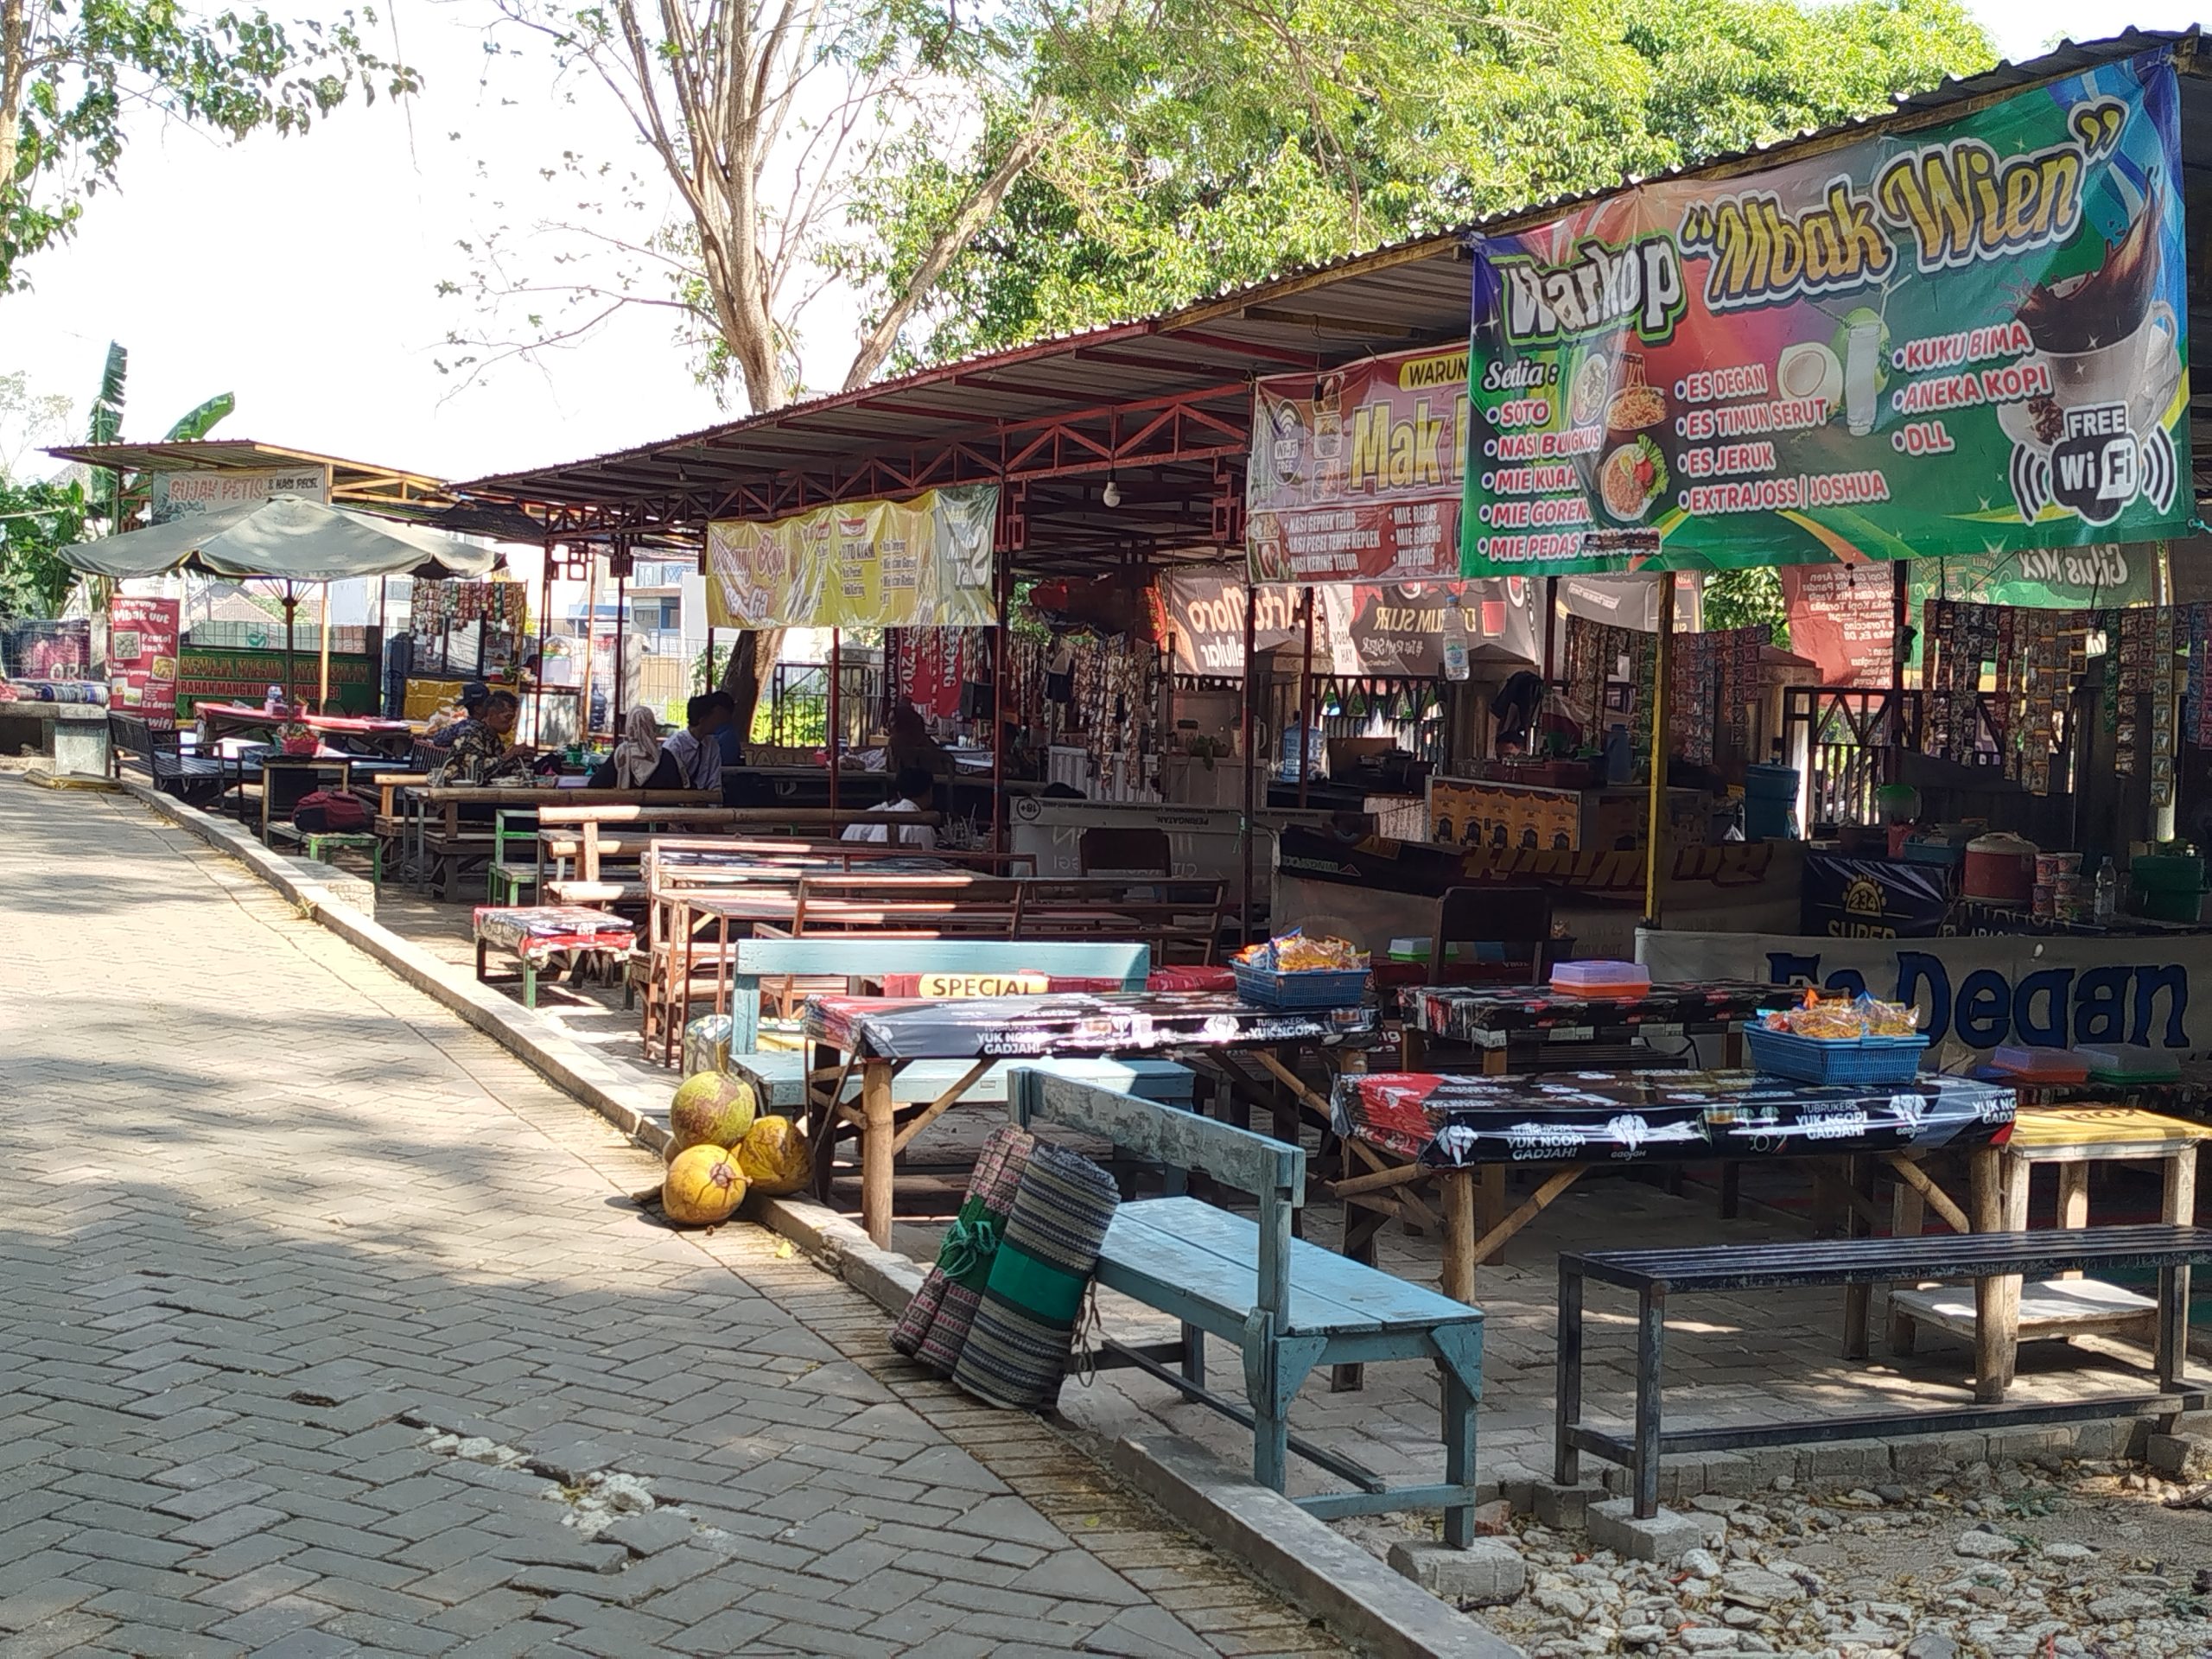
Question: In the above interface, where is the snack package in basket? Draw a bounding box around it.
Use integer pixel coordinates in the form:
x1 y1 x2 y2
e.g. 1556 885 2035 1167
1760 988 1916 1041
1232 929 1370 973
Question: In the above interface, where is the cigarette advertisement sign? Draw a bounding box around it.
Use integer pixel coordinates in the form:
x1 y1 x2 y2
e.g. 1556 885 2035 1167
1246 346 1472 585
1461 51 2189 575
705 483 997 629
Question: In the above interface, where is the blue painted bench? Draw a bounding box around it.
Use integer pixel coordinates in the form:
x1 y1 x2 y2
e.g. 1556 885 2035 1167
710 938 1197 1245
1009 1067 1487 1544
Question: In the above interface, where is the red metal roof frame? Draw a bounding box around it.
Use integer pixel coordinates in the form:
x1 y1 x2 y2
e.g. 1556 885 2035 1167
460 30 2210 568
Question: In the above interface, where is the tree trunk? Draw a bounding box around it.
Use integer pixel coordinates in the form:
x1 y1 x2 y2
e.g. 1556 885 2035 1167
717 626 784 745
0 0 30 197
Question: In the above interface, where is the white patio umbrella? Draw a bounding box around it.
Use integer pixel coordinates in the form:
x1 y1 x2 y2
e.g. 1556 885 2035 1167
60 496 504 707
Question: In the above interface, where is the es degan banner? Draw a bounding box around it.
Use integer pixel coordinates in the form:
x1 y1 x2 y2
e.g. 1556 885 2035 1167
1460 50 2190 576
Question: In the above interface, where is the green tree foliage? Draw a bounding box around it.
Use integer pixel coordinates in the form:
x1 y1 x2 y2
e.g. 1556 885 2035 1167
839 0 1996 368
1702 568 1788 647
0 346 234 617
0 474 84 615
2 0 416 291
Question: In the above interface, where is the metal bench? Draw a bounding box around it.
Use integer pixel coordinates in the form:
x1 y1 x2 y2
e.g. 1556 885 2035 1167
108 713 222 804
1010 1067 1485 1543
1556 1225 2212 1520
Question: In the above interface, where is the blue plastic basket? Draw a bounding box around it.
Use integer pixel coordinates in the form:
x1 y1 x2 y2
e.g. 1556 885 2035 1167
1232 962 1371 1010
1744 1024 1927 1085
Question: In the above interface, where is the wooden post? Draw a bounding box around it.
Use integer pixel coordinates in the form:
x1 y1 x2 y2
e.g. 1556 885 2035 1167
861 1059 895 1247
534 548 553 746
613 567 626 739
705 624 716 694
577 553 601 741
1970 1145 2006 1402
1643 571 1676 927
1440 1166 1477 1304
827 630 842 815
1296 588 1315 809
1240 582 1258 945
316 582 334 710
282 583 298 706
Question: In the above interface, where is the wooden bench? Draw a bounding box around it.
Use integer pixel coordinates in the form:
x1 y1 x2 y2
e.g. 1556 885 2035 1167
109 713 222 804
1010 1067 1486 1541
537 809 956 907
1556 1226 2212 1520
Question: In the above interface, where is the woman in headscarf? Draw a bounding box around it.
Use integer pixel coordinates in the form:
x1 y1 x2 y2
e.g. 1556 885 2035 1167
587 704 679 789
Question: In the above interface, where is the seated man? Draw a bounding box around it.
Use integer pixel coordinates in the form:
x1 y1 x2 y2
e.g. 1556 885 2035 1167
423 681 492 748
429 690 535 785
659 691 731 793
842 764 938 849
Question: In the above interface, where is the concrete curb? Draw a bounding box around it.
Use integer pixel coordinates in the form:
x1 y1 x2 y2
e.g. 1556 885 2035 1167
102 781 1509 1659
1106 1433 1523 1659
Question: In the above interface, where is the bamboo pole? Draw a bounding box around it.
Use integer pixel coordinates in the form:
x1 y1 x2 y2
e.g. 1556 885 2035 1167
1296 588 1315 808
317 582 334 710
1643 571 1677 927
1241 583 1258 945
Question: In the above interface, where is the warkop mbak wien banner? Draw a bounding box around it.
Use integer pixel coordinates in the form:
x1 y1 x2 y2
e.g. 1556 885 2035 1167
1460 51 2190 575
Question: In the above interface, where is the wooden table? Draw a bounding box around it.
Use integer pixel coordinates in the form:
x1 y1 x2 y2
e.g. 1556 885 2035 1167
404 785 716 895
1895 1104 2210 1401
1327 1068 2014 1306
197 702 418 758
804 988 1381 1247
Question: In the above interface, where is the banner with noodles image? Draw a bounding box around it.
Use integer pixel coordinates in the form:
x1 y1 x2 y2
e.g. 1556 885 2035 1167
1460 49 2189 575
705 484 999 629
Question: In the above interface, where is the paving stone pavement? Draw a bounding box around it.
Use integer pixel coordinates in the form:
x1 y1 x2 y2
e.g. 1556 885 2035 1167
0 780 1349 1659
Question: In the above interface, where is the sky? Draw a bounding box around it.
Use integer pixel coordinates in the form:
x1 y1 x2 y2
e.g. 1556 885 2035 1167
2 0 2203 486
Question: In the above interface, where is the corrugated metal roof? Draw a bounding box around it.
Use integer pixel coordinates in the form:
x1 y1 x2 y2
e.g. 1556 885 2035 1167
45 439 452 506
461 29 2206 528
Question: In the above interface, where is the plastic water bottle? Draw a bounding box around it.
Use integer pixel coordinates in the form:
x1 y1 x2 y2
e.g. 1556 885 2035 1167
2094 858 2117 925
1440 594 1471 682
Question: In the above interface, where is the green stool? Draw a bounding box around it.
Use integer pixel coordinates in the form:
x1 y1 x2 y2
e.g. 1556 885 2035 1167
298 830 384 888
486 807 541 905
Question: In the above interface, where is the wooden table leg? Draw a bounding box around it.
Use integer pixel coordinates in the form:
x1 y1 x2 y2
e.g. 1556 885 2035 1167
1482 1046 1507 1076
860 1060 895 1249
1887 1175 1925 1356
1841 1155 1874 1358
1971 1145 2006 1402
1998 1155 2030 1389
1477 1165 1507 1268
1440 1166 1477 1305
1401 1027 1426 1069
2159 1146 2198 1388
2055 1163 2090 1281
1332 1192 1386 1393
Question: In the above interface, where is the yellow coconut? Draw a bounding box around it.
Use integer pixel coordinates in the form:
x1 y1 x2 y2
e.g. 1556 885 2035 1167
736 1115 812 1197
668 1072 757 1156
662 1145 748 1225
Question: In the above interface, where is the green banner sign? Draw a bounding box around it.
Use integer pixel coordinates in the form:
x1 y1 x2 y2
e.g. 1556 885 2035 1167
1461 50 2190 575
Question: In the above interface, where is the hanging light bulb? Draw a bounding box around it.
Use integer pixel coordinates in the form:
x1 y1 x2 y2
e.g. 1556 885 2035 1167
1102 473 1122 509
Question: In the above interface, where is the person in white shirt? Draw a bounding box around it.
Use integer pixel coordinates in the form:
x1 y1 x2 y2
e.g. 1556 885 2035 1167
658 692 729 793
842 765 938 848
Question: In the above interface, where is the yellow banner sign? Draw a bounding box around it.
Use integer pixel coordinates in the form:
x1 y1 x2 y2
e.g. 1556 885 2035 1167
705 484 998 629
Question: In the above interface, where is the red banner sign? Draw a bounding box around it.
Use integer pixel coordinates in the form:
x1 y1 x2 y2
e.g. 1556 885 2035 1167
107 596 181 722
1780 565 1894 688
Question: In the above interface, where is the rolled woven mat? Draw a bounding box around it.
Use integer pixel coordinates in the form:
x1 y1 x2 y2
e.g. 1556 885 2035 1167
890 1123 1035 1376
952 1141 1120 1410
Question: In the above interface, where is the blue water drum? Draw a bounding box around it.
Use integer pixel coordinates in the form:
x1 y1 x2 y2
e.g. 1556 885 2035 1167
1743 763 1801 841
